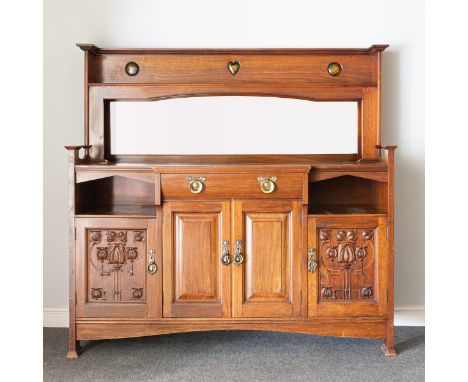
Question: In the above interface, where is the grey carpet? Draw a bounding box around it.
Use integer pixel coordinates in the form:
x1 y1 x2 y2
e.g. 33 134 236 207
44 327 424 382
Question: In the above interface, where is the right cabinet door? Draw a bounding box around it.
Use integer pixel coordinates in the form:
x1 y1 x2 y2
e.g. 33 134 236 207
232 200 302 318
308 216 388 317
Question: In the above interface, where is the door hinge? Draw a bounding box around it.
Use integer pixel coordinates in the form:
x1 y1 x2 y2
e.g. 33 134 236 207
74 226 76 240
75 292 77 305
300 291 302 304
386 225 389 240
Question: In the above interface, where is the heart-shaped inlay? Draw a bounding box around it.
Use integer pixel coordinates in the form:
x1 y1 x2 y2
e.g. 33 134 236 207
227 61 240 76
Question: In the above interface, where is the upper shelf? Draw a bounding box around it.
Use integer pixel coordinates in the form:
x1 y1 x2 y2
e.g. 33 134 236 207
77 44 389 86
77 44 389 56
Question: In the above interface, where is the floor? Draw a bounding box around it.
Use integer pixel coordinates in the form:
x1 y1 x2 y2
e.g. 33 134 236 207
44 327 424 382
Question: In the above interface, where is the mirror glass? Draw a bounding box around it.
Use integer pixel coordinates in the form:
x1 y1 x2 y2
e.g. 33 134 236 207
109 97 358 155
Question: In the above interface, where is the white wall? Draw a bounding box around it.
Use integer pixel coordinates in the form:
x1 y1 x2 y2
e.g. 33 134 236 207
44 0 424 310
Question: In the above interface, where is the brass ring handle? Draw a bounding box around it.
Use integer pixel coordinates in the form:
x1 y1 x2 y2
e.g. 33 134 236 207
258 176 277 194
234 240 244 266
147 249 158 274
308 247 317 273
186 176 206 194
221 240 231 266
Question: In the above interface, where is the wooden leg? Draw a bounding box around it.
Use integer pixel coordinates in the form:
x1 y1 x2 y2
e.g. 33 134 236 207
66 326 81 359
380 329 396 356
66 340 81 359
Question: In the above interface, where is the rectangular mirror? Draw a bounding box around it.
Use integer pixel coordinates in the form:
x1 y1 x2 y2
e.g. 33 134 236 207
109 97 358 155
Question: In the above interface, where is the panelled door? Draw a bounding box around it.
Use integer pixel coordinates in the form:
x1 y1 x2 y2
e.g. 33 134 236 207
232 200 302 318
307 216 388 317
75 217 161 318
163 201 231 318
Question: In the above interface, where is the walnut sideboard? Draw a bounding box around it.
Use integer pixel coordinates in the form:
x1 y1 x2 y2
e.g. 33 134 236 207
65 44 397 358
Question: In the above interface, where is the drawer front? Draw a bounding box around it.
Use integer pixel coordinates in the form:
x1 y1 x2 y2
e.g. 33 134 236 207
161 173 305 200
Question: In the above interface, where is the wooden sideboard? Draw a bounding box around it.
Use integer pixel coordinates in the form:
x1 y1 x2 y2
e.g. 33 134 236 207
66 44 397 358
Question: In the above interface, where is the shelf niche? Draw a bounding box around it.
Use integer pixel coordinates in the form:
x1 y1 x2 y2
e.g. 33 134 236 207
75 175 156 217
308 175 388 215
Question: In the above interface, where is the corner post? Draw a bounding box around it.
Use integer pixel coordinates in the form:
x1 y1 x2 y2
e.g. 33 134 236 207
378 145 397 356
359 45 389 162
64 145 90 359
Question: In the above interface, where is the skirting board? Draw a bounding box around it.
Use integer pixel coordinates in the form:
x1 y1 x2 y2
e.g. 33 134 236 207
43 306 425 328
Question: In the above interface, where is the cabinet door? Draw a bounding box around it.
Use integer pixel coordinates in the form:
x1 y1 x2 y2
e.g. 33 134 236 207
308 216 388 317
163 201 231 318
76 218 161 318
232 200 302 318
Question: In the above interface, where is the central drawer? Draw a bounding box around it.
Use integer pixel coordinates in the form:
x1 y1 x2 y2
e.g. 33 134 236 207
160 172 305 200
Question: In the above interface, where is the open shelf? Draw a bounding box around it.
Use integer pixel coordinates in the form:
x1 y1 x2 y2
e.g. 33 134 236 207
75 175 156 217
308 175 388 215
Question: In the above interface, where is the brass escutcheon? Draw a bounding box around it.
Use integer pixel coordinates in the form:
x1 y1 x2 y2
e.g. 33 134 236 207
147 249 158 274
258 176 277 193
221 240 231 266
308 247 317 273
234 240 244 265
186 176 206 193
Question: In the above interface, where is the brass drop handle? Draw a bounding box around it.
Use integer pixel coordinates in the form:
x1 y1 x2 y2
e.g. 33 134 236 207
147 249 158 274
234 240 244 265
308 247 317 273
186 176 206 193
258 176 277 194
221 240 231 266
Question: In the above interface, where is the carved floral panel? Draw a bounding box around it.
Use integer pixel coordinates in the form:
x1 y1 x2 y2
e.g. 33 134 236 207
318 227 377 302
87 229 146 303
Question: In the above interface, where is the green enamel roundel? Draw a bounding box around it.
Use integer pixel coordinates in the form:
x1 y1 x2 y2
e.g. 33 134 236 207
125 62 140 76
327 62 342 77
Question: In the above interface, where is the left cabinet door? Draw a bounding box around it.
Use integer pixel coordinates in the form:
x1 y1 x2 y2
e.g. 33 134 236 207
75 218 161 318
163 201 231 318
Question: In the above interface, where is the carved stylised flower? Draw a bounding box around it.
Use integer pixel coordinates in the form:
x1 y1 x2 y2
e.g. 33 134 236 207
118 231 128 242
96 247 108 261
346 230 357 241
133 231 145 242
336 231 346 241
106 231 117 242
322 287 334 299
338 243 355 264
91 288 102 299
109 244 126 264
320 230 332 242
361 286 373 298
356 246 367 260
326 246 338 260
90 231 102 243
362 230 374 241
126 248 138 261
132 288 143 299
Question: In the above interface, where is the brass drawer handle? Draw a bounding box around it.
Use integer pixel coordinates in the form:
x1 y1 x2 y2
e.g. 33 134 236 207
308 247 317 273
234 240 244 265
147 249 158 274
258 176 277 193
186 176 205 194
221 240 231 266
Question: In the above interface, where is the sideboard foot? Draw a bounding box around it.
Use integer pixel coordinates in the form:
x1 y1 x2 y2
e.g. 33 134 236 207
66 341 81 359
380 343 397 356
